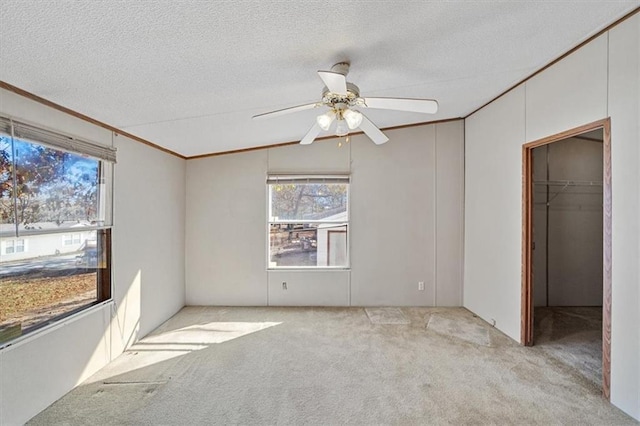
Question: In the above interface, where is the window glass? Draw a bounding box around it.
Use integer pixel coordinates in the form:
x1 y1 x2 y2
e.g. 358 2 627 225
0 230 111 342
12 138 100 232
268 179 349 269
0 135 15 233
0 128 112 346
270 183 348 222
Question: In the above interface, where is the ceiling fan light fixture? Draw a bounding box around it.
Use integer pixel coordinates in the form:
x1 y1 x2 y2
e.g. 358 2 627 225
343 109 363 130
253 63 438 146
335 119 349 137
316 110 336 131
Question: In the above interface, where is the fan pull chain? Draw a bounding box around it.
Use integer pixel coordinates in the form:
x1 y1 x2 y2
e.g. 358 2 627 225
338 135 350 148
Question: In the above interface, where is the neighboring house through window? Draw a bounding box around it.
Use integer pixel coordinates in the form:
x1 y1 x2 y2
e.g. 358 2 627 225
3 238 26 254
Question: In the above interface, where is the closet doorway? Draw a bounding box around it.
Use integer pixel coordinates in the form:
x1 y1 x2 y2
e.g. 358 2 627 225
522 119 611 399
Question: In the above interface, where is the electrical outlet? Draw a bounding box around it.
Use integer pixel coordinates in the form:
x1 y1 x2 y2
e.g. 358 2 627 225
282 282 287 290
418 281 425 291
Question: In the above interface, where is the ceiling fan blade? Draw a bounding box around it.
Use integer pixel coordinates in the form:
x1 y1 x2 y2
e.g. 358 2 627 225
300 123 322 145
317 71 348 95
253 102 319 120
359 114 389 145
363 97 438 114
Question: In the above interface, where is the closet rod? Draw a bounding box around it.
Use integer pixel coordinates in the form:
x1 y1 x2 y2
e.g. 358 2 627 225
534 180 603 186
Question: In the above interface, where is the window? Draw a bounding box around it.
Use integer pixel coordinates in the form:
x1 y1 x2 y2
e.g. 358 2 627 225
3 238 26 254
268 175 349 268
0 116 115 345
63 234 82 246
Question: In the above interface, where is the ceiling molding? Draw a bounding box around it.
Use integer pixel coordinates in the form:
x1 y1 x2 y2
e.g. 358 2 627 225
1 5 636 159
1 78 460 161
186 117 463 160
0 80 186 160
465 6 640 119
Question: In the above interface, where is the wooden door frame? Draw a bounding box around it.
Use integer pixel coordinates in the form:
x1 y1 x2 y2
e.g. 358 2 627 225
521 118 612 399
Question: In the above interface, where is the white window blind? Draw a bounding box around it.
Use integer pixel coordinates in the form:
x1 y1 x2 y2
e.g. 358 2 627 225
0 116 117 163
267 175 349 184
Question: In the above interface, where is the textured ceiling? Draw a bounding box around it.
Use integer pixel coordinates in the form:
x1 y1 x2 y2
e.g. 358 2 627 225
0 1 638 157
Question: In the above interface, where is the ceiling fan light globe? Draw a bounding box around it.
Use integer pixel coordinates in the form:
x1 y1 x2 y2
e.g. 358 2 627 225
343 109 363 130
316 111 335 131
335 119 349 137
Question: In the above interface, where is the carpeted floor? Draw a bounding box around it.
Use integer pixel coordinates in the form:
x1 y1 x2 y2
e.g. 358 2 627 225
29 307 636 425
534 306 603 387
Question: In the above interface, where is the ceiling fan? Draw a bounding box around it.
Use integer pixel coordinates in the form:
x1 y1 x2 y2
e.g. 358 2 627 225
252 62 438 145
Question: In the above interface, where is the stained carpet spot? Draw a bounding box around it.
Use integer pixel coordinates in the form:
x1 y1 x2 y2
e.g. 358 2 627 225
427 314 491 346
365 308 410 325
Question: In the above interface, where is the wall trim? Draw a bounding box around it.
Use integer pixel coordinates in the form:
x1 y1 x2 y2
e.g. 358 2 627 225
2 7 636 160
0 81 186 159
466 7 640 119
188 118 463 159
1 79 461 160
521 118 612 399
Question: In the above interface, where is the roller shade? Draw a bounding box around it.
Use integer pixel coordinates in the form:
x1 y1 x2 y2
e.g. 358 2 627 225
267 175 349 184
0 115 117 163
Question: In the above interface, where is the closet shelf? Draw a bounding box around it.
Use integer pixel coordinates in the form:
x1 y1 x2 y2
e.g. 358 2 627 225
534 180 602 186
534 179 603 205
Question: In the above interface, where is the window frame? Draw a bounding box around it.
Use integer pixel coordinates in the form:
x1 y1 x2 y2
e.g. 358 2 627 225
0 116 115 347
266 175 350 270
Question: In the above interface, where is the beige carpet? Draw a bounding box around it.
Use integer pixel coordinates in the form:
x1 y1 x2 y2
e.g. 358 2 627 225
365 307 410 324
534 306 603 387
29 307 636 425
426 312 492 347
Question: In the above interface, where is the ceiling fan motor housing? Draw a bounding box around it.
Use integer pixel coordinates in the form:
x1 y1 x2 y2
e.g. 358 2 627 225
321 82 361 109
330 62 350 76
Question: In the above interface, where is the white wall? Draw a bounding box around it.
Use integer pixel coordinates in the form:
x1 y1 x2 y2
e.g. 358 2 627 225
547 139 603 306
532 146 548 306
464 14 640 419
532 138 603 307
111 132 186 349
608 13 640 419
464 85 526 340
186 120 465 307
185 150 268 306
0 88 186 425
